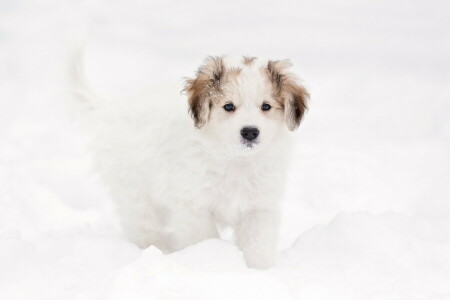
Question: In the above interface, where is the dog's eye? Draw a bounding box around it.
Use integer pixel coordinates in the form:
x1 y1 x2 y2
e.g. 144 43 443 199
223 103 236 112
261 103 271 111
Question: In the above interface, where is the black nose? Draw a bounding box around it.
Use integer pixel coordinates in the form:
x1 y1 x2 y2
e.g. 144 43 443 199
240 127 259 141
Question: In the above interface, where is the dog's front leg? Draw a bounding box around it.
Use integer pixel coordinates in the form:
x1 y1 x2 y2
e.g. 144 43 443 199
235 209 280 269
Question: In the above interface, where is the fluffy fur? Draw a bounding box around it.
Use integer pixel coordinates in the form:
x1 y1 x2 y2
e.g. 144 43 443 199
69 53 309 269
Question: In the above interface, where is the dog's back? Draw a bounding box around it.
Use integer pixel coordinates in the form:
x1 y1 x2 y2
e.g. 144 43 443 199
67 48 207 248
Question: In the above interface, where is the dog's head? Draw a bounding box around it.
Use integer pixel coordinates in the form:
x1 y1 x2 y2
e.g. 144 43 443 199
184 56 309 155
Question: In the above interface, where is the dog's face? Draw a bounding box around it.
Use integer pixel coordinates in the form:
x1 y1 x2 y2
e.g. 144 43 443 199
184 56 309 156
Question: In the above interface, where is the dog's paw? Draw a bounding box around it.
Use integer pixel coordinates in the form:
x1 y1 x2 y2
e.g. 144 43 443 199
243 249 275 270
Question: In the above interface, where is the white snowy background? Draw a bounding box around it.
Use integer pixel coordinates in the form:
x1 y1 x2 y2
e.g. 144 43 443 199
1 0 450 299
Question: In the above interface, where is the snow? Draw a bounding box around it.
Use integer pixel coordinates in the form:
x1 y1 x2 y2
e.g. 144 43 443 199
1 0 450 299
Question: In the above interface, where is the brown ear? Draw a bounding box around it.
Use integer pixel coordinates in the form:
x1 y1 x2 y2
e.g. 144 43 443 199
184 56 225 128
184 78 210 128
284 80 309 131
267 60 309 131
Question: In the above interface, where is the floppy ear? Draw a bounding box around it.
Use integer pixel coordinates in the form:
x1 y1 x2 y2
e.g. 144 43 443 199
184 56 225 128
184 78 210 128
284 80 309 131
267 60 309 131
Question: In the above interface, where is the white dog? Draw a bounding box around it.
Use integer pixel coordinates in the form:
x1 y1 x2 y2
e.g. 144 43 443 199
70 54 309 269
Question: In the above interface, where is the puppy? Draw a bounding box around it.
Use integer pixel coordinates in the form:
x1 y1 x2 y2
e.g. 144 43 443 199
70 54 309 269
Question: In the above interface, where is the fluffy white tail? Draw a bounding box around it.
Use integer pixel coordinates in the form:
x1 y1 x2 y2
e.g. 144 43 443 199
66 44 98 116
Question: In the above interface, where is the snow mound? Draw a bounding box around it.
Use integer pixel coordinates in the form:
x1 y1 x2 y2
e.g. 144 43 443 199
72 240 294 300
280 212 450 299
4 214 449 300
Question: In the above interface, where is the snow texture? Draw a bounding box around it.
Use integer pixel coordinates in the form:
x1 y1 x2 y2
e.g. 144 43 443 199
1 0 450 299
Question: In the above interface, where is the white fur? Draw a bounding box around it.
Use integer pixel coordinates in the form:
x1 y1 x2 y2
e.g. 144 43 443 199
70 54 299 269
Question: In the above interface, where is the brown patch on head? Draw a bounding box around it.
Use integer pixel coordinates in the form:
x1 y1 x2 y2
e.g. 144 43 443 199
266 60 309 131
184 56 238 128
227 67 242 80
242 56 256 66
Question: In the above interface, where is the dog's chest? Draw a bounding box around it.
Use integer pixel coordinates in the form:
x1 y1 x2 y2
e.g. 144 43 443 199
201 160 279 225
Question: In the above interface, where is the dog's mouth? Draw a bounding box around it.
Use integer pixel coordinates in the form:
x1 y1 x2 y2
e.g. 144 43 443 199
240 139 259 150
